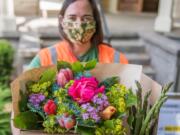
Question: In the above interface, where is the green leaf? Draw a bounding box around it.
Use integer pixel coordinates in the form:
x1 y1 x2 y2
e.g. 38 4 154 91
127 115 134 129
13 111 40 130
27 103 46 120
84 59 97 70
0 40 14 85
0 119 10 125
99 77 119 91
77 118 96 128
0 85 11 135
0 112 10 118
19 90 28 112
104 120 114 129
117 112 126 119
72 62 84 73
0 85 11 111
39 69 56 84
57 61 72 71
126 89 137 107
76 126 95 135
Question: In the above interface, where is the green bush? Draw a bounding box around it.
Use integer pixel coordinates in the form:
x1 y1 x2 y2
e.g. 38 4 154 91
0 85 12 135
0 40 14 85
0 40 14 135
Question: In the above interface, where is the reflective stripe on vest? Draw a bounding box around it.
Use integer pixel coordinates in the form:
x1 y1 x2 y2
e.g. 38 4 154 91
49 49 121 63
114 51 120 63
49 45 119 63
49 47 57 64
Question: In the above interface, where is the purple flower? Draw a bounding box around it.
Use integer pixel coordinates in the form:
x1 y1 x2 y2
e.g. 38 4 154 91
87 106 95 113
81 103 100 122
80 94 110 123
29 94 45 108
90 112 100 122
81 103 90 110
97 106 104 111
96 98 103 105
92 93 110 111
104 101 110 107
82 113 89 120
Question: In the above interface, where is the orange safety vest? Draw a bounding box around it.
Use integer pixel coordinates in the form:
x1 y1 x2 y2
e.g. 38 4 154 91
38 40 128 66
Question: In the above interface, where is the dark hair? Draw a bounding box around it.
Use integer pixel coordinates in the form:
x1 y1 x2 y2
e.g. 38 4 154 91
58 0 103 46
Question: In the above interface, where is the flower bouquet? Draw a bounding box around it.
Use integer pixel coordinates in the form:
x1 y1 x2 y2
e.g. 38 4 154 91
11 60 172 135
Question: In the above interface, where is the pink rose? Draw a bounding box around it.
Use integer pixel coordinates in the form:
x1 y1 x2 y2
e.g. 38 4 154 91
57 68 73 87
68 77 105 104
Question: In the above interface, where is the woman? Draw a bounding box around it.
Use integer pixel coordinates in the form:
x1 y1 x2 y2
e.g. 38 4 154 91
28 0 128 69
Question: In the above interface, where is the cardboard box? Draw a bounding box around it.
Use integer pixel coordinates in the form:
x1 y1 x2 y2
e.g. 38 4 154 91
11 64 162 135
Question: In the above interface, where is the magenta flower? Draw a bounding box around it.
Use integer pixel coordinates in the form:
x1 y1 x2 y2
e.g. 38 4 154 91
68 77 105 104
56 68 73 87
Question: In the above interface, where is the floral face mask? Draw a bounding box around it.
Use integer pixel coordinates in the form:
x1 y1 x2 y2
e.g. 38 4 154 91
62 19 96 44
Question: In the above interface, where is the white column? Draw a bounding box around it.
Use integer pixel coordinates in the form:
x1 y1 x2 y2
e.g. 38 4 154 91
108 0 118 14
173 0 180 28
0 0 16 33
154 0 174 32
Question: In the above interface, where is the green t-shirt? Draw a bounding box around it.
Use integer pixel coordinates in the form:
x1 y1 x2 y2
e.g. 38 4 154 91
28 46 98 70
28 55 41 69
77 46 98 62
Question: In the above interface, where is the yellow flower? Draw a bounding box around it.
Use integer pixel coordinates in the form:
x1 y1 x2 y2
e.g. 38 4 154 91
57 98 62 104
119 85 128 97
44 92 48 97
118 98 126 112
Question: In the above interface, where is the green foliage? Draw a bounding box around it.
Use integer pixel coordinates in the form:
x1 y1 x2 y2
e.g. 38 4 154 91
106 84 136 115
125 89 137 107
66 99 81 116
0 112 11 135
128 81 173 135
76 126 95 135
84 59 97 70
57 61 72 71
99 77 119 92
139 82 173 135
0 85 11 110
57 60 97 74
54 87 69 103
27 103 46 120
76 118 96 128
0 39 14 85
95 119 126 135
0 40 14 135
0 85 12 135
18 90 28 112
27 81 52 96
13 111 42 130
104 120 114 129
39 69 56 84
72 61 84 73
43 115 66 134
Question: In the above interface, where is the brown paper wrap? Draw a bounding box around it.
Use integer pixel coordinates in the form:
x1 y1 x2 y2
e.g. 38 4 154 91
11 64 161 135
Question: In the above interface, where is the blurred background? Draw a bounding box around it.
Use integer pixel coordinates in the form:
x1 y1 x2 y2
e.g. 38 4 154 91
0 0 180 134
